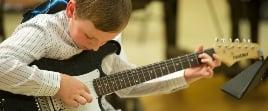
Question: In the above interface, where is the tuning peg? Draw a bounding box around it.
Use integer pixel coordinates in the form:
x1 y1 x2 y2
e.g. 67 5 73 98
229 38 232 42
247 39 251 43
243 38 247 43
221 38 226 43
234 38 240 43
215 38 220 42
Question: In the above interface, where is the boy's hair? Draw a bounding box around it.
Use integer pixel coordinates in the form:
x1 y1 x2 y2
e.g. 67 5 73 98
75 0 132 32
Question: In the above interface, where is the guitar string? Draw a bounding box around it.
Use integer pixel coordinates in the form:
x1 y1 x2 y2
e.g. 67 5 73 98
95 49 215 93
95 49 215 95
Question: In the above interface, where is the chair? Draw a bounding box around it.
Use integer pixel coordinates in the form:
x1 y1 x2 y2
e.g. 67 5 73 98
22 0 68 23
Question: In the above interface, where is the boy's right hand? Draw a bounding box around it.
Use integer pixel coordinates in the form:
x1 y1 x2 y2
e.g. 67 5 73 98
56 74 93 108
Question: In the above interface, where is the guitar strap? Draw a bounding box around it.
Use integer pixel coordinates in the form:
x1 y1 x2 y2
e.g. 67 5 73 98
21 0 68 23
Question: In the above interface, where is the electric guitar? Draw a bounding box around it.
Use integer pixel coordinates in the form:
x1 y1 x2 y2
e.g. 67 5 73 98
0 39 261 111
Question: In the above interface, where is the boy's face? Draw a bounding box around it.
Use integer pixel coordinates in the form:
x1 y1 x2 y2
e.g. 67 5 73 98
69 18 119 51
66 0 119 51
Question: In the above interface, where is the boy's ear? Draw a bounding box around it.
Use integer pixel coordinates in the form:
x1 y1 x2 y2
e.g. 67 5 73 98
66 0 75 18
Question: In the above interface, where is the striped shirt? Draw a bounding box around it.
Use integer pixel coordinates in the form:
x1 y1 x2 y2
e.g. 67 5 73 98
0 10 188 104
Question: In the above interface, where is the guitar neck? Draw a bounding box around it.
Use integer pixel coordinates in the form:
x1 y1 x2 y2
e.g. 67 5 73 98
93 48 215 96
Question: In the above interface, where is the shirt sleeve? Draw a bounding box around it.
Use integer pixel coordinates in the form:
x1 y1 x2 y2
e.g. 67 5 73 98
0 23 61 96
101 34 189 98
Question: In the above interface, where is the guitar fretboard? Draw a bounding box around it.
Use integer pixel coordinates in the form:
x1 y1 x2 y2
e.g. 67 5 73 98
93 48 215 96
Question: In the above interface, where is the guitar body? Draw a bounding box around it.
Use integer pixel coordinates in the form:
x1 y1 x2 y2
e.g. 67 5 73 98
0 41 121 111
36 70 102 111
0 71 102 111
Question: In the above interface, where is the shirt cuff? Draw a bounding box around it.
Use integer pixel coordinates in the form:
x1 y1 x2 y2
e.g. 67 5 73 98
36 71 61 96
173 70 189 89
145 70 189 91
146 70 187 84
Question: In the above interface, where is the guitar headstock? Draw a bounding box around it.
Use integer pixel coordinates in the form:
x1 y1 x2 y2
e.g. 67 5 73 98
213 38 261 66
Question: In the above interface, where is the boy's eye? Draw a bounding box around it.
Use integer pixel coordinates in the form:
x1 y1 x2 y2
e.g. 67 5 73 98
85 34 93 39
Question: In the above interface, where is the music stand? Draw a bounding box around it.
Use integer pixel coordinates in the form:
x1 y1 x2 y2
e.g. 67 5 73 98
221 57 268 99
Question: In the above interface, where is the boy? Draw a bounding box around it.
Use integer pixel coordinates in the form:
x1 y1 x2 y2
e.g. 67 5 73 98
0 0 220 110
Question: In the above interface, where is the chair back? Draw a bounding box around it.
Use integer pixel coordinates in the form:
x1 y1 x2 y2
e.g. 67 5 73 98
22 0 68 23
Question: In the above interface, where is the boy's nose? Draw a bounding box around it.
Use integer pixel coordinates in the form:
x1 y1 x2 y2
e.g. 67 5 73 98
92 46 100 51
93 41 107 51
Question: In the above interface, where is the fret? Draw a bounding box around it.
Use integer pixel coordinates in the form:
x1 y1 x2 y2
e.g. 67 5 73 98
129 70 138 86
96 80 104 93
107 78 113 92
133 70 140 85
181 55 190 68
195 53 200 65
140 66 148 82
135 68 142 85
133 73 140 85
204 50 213 61
97 79 106 95
160 62 165 76
166 59 176 73
186 54 192 68
143 67 151 81
204 48 214 57
115 73 123 90
148 65 157 80
189 53 199 66
138 67 146 82
151 63 159 79
122 70 130 88
93 79 102 95
135 66 148 85
175 56 183 70
143 66 152 80
160 63 169 76
103 77 112 94
146 66 153 80
126 70 133 87
109 75 117 92
164 60 171 74
151 64 158 79
118 72 127 90
171 58 178 72
155 62 164 77
147 67 154 80
179 56 184 69
128 70 135 86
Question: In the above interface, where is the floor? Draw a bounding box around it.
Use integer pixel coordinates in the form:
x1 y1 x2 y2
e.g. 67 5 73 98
2 0 268 111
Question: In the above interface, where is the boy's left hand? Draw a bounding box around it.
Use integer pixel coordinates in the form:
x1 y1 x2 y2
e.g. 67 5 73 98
184 45 221 83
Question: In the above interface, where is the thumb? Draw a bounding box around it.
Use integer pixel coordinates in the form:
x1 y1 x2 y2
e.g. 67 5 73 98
195 45 204 52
